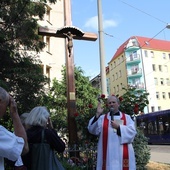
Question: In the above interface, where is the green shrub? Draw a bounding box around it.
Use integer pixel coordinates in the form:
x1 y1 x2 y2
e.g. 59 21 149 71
133 128 150 170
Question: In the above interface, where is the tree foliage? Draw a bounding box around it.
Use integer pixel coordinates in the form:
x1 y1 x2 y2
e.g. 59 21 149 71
41 66 100 143
117 86 149 116
0 0 60 129
0 0 61 115
44 70 151 169
133 128 150 170
0 1 151 168
116 86 150 169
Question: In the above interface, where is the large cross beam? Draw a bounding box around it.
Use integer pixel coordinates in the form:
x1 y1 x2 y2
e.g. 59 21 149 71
38 1 97 146
38 26 97 41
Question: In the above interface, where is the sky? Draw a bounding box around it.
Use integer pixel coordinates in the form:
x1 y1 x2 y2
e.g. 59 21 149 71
71 0 170 79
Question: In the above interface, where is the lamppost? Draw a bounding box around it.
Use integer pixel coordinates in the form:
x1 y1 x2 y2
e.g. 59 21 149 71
97 0 107 96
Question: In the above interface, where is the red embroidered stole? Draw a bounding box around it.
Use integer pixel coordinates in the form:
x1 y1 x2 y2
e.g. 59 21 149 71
102 114 109 170
102 113 129 170
121 113 129 170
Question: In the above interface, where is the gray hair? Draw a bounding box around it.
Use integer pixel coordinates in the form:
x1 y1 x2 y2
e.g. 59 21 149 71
0 87 9 105
24 106 50 127
107 95 120 104
20 112 29 124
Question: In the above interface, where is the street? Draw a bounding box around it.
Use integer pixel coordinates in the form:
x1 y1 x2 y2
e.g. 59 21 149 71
148 145 170 164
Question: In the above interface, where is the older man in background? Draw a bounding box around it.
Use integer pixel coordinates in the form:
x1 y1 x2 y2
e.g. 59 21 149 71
0 87 29 170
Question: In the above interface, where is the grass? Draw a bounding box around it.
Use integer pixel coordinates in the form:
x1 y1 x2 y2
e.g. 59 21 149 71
146 161 170 170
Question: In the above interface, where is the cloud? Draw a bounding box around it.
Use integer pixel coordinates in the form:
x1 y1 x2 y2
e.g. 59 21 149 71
84 15 118 31
84 16 98 30
103 20 117 29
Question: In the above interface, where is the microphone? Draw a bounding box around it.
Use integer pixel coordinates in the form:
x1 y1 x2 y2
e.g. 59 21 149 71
110 107 114 121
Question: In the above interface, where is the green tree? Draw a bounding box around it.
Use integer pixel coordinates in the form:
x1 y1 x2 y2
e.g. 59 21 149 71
0 0 59 115
42 66 100 143
42 69 151 169
133 128 151 170
116 86 150 170
117 86 149 116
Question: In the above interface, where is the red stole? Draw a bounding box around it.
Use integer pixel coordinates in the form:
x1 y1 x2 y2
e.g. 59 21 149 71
102 113 129 170
102 114 109 170
121 113 129 170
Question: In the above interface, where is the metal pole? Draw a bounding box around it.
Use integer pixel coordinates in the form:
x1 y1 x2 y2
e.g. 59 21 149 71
97 0 107 95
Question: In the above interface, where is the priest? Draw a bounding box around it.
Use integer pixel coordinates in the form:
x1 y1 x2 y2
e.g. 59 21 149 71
88 95 137 170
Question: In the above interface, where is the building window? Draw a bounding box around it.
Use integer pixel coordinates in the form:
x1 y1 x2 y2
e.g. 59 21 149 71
116 72 118 79
121 55 124 62
144 50 148 57
169 54 170 60
164 65 168 72
167 78 170 86
119 70 122 77
150 51 154 58
158 106 161 111
154 78 158 85
118 58 120 64
152 64 156 71
114 87 116 94
156 92 160 99
168 92 170 99
46 66 50 78
133 51 138 60
117 85 119 92
46 9 50 22
160 78 164 85
151 106 155 112
162 53 166 59
46 37 50 53
112 74 115 81
162 92 166 99
114 61 116 67
158 65 162 71
110 63 113 70
120 83 123 90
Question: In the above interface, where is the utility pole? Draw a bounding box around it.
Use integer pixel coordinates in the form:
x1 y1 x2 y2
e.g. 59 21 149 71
97 0 107 96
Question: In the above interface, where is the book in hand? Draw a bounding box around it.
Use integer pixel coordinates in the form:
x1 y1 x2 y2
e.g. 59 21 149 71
113 119 123 132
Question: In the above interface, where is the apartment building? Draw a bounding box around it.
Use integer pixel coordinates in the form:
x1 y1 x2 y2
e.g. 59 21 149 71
38 1 65 82
107 36 170 113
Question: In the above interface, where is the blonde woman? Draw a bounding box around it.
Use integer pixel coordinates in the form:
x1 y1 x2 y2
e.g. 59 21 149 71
22 106 65 169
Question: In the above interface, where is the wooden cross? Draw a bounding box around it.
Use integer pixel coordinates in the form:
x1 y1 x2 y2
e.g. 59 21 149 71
38 0 97 146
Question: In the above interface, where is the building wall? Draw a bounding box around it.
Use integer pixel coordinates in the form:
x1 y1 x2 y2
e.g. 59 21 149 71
108 53 127 96
107 37 170 113
38 1 66 83
142 49 170 112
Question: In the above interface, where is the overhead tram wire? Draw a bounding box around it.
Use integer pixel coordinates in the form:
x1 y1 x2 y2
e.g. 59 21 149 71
140 26 168 48
118 0 167 24
100 1 170 94
102 24 170 79
101 30 124 42
102 0 169 40
102 0 169 42
100 0 169 46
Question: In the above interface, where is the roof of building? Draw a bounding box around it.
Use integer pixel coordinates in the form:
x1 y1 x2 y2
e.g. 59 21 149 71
109 36 170 63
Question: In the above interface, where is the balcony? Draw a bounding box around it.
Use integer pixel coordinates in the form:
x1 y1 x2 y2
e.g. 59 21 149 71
124 38 140 52
127 68 142 78
126 54 141 65
128 83 145 90
125 46 140 52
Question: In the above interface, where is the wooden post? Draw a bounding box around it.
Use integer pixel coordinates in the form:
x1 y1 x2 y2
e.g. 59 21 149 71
38 1 97 147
